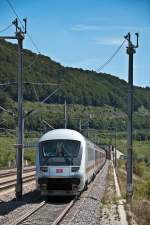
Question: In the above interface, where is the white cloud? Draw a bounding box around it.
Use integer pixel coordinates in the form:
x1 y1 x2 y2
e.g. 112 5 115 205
71 24 101 31
93 37 123 46
71 24 150 32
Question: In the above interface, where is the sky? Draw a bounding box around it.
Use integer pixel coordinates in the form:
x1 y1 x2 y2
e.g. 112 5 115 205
0 0 150 87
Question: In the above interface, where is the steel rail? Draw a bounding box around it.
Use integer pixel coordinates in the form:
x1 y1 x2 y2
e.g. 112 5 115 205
0 174 35 191
10 201 46 225
0 173 35 186
51 163 107 225
9 197 76 225
52 197 76 225
0 167 35 178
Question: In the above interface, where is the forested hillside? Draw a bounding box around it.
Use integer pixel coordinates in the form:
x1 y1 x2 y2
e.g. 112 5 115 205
0 39 150 134
0 39 150 111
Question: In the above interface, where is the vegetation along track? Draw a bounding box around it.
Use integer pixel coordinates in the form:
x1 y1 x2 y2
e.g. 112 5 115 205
9 197 76 225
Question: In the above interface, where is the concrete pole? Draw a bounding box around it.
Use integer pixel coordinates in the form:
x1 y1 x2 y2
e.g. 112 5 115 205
16 34 24 200
114 129 117 168
79 119 82 132
124 32 139 201
64 99 67 128
87 120 89 138
126 35 135 200
113 145 115 165
0 18 26 201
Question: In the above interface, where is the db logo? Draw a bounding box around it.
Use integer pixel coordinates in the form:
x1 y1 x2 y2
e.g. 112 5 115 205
56 168 63 173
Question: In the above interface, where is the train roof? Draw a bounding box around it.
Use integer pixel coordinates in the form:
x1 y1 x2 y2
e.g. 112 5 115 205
39 129 85 143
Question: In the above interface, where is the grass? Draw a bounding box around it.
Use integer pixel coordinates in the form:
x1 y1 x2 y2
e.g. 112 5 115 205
117 167 150 225
0 134 36 168
101 163 116 205
115 138 150 225
0 134 16 168
117 160 150 225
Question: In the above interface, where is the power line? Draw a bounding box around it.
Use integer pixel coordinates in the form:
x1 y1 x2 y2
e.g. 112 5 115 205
24 53 39 69
0 105 15 116
24 81 61 86
0 81 61 86
6 0 41 54
25 82 58 86
26 32 41 54
0 81 17 86
42 120 55 130
0 23 13 33
0 26 39 71
24 88 60 118
41 88 59 104
96 39 126 72
6 0 40 70
6 0 22 26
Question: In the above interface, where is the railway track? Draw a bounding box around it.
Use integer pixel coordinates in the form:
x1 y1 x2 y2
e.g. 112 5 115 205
5 164 106 225
9 197 76 225
0 166 35 178
0 167 35 192
0 174 35 191
1 162 109 225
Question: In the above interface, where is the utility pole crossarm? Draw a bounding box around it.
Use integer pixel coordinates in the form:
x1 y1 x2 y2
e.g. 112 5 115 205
0 36 16 39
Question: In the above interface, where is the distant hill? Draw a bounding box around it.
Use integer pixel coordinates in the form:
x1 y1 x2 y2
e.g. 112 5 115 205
0 39 150 112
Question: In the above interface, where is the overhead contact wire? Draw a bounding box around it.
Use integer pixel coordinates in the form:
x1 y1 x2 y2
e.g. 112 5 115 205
6 0 41 54
0 23 13 33
96 39 126 72
24 53 39 69
6 0 41 70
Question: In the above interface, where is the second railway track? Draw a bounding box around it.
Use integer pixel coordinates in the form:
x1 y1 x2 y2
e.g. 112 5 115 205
0 167 35 192
0 174 35 191
0 166 35 179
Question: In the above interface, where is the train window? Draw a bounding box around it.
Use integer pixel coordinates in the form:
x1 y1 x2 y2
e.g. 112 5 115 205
39 140 82 166
42 141 57 157
95 151 99 160
87 146 94 161
41 140 80 157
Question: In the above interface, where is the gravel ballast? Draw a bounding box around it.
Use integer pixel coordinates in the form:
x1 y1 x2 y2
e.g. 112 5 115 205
0 181 37 225
60 161 109 225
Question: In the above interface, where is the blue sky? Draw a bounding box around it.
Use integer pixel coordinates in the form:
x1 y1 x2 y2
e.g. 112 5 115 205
0 0 150 87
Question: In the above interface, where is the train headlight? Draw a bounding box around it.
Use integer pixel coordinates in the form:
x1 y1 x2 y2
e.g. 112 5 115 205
40 184 47 190
40 166 48 172
72 184 78 191
71 166 80 172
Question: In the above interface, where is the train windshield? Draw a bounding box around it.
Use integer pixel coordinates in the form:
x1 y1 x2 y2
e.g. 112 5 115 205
39 139 82 166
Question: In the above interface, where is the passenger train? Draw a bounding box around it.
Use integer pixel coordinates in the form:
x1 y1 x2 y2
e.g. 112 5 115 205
36 129 106 196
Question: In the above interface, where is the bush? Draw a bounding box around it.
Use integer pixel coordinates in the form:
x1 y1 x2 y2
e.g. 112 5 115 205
133 162 145 177
145 181 150 198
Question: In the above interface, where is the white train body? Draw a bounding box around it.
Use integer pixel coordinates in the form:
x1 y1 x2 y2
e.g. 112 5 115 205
36 129 106 196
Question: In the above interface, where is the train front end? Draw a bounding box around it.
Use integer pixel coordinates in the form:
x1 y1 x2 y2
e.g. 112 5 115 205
36 129 85 196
